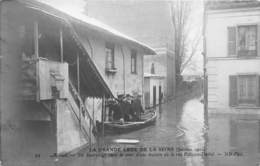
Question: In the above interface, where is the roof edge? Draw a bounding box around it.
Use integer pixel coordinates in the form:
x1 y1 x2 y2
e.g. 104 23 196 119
18 0 156 55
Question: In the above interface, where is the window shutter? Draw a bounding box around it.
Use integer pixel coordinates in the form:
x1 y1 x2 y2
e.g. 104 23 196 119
257 24 260 57
228 27 236 56
229 75 238 106
258 76 260 107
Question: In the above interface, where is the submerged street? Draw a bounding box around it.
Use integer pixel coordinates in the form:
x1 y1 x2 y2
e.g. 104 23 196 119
3 1 260 166
58 89 260 166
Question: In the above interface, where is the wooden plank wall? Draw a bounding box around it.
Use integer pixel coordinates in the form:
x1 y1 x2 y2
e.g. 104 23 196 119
39 59 69 100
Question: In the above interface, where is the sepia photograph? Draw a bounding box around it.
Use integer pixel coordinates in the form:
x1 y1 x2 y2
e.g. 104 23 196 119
0 0 260 165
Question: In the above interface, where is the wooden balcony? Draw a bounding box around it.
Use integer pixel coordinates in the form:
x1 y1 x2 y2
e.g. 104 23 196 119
21 58 69 101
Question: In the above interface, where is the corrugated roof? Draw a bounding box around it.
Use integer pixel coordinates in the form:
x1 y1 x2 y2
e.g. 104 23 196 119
20 0 156 55
14 0 114 98
206 0 260 10
68 13 156 55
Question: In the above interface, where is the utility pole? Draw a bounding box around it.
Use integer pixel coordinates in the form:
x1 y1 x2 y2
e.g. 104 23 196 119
202 0 208 127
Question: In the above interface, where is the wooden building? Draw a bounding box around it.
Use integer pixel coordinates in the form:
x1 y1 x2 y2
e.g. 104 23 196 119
0 0 155 165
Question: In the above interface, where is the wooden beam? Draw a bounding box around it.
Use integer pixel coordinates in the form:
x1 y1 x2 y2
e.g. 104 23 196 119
102 95 105 141
120 46 126 95
34 21 39 101
203 1 208 126
77 54 80 93
60 28 63 63
34 21 39 59
76 54 82 129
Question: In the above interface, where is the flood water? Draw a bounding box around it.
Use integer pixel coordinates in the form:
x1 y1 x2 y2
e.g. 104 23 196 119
58 93 260 166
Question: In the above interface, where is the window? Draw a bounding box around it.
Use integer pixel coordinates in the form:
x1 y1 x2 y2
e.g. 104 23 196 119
229 75 260 106
151 63 155 74
105 42 115 70
38 20 60 61
131 50 137 74
20 23 34 60
228 25 258 57
238 25 257 56
238 75 257 104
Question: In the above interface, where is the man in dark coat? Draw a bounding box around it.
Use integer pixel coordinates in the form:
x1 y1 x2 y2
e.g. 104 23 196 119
122 94 134 121
131 95 144 121
107 99 121 121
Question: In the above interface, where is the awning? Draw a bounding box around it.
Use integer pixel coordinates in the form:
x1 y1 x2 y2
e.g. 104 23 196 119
60 14 115 98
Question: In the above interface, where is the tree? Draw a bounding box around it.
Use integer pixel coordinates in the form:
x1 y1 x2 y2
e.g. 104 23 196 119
171 0 203 84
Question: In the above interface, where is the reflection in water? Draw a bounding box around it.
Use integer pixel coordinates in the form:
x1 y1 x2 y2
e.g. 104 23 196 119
59 96 260 166
60 100 178 166
229 119 237 148
259 120 260 153
177 98 260 166
177 98 208 166
228 118 260 153
207 114 260 166
158 104 163 119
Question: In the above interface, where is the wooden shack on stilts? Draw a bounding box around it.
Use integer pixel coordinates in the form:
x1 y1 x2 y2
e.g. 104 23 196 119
1 1 113 164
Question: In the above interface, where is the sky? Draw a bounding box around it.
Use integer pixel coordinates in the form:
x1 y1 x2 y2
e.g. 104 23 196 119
182 0 204 75
39 0 87 13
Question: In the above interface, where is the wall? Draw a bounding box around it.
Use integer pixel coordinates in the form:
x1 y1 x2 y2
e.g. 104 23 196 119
56 99 88 154
1 2 57 165
145 77 165 108
144 54 167 76
207 58 260 113
206 7 260 113
144 52 175 99
144 78 150 107
77 30 144 98
206 8 260 58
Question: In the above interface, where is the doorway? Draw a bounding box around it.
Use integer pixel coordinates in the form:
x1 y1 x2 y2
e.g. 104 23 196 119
153 86 156 107
159 85 162 104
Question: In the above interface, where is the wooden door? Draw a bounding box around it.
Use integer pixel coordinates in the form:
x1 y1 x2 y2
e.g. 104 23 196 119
159 85 162 104
153 86 156 107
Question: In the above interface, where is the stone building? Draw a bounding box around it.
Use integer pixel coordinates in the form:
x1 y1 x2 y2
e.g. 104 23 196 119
206 0 260 113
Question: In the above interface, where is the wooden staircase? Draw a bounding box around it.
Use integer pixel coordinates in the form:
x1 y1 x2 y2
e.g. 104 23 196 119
40 80 97 145
67 80 96 144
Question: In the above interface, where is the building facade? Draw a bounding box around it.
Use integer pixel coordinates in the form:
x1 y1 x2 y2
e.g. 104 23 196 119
75 23 154 98
144 74 165 108
143 56 166 108
85 0 176 101
74 15 155 122
206 1 260 114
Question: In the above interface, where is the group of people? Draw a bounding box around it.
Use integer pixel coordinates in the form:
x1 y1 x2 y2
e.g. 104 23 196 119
107 94 144 123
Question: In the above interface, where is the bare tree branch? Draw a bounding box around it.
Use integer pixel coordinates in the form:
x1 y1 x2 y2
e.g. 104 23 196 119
171 0 202 80
181 34 202 73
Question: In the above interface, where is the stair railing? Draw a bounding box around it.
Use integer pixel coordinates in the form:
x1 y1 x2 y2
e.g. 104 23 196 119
68 80 96 130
